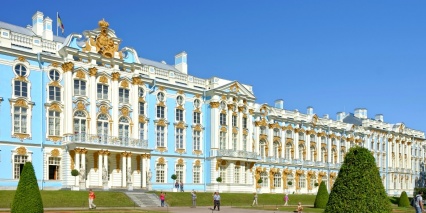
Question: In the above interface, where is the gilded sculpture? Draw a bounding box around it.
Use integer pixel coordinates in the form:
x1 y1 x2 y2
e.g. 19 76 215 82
83 19 123 59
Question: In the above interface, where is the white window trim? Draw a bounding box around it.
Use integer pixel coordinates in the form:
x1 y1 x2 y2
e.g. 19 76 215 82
46 109 63 138
11 148 33 179
44 148 62 181
193 162 202 184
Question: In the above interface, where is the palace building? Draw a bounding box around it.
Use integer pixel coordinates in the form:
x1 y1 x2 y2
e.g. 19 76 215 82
0 11 424 195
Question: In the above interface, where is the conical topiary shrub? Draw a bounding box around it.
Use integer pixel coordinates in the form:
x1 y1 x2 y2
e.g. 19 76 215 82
314 181 329 208
11 162 43 213
324 147 392 213
398 191 410 207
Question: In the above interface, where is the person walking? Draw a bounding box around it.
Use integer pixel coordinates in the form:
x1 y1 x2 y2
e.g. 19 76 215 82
213 192 221 211
160 191 166 207
251 192 258 206
88 189 96 210
191 189 197 208
296 202 303 213
284 194 289 206
180 181 184 192
415 191 424 213
175 181 179 190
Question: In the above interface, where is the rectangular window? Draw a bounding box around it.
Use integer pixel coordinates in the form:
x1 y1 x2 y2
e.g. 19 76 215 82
13 107 27 133
243 135 247 151
193 131 201 151
49 86 61 101
157 106 165 118
119 88 130 103
139 123 144 140
97 84 108 99
156 164 165 183
73 79 86 96
220 132 226 150
139 102 145 115
193 166 201 183
14 155 28 179
220 113 226 125
232 115 237 127
48 111 60 136
156 126 165 147
176 128 184 149
242 117 247 129
14 81 28 97
193 112 201 124
48 157 61 180
234 166 240 184
176 109 183 121
176 164 184 182
219 166 226 183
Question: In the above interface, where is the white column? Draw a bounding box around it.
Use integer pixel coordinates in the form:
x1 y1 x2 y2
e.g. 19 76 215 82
81 150 86 181
267 127 273 157
132 78 139 139
127 153 132 182
142 156 147 188
89 68 97 134
98 151 103 186
103 151 109 186
210 102 220 149
75 150 80 185
62 62 74 135
227 105 232 149
294 130 299 159
111 72 120 136
122 152 127 187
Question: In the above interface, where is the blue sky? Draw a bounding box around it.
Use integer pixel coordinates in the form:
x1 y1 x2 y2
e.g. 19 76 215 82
1 1 425 132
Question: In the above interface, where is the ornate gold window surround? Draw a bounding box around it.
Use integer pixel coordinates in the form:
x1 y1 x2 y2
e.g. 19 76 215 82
10 98 33 140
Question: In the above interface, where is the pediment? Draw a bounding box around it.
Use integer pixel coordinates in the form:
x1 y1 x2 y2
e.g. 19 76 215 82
211 81 255 99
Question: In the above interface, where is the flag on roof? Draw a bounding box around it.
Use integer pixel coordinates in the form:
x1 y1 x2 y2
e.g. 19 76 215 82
57 13 64 34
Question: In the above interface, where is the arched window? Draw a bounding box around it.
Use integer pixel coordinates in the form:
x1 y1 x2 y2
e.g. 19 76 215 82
298 144 305 160
273 142 280 158
73 111 86 141
299 132 305 141
259 140 266 159
97 114 109 143
321 147 327 162
274 173 282 187
310 145 316 161
260 171 268 187
285 143 292 159
339 149 345 163
118 117 130 144
286 130 292 139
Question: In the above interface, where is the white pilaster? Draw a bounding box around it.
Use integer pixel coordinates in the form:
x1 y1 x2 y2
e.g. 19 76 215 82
111 74 119 136
89 69 97 134
122 153 127 186
75 150 80 185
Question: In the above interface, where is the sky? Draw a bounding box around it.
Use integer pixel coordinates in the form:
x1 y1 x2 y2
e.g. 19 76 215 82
1 1 425 132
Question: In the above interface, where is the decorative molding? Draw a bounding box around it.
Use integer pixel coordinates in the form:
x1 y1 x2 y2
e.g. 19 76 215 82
99 76 108 84
111 72 120 81
177 158 184 165
76 70 86 79
120 80 129 88
17 56 27 62
61 62 74 72
132 76 143 85
48 103 62 112
47 136 62 142
158 157 165 164
88 67 97 76
210 102 219 108
121 107 129 117
51 149 60 157
194 159 201 166
16 146 27 155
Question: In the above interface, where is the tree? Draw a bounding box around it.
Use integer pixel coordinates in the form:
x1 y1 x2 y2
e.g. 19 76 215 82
325 147 392 213
71 169 79 185
171 174 177 181
11 162 43 213
216 177 222 183
314 181 329 209
398 191 410 207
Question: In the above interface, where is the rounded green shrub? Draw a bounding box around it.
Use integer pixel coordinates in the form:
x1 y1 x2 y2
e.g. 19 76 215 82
12 162 43 213
216 177 222 183
314 181 329 208
324 147 392 213
398 191 410 207
171 174 177 180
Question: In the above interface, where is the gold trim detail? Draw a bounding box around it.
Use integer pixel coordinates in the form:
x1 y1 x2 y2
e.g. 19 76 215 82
121 107 129 117
132 77 143 85
51 149 60 157
112 72 120 81
61 62 74 72
158 157 165 164
13 133 30 140
210 102 219 108
17 56 27 62
47 136 62 142
99 76 108 84
48 103 62 112
16 146 27 155
88 67 97 76
100 105 109 114
194 160 201 166
120 81 129 88
177 158 184 165
76 70 86 79
76 101 86 111
139 115 146 124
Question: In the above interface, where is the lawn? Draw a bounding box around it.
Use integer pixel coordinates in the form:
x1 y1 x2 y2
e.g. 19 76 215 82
0 191 135 208
0 190 416 213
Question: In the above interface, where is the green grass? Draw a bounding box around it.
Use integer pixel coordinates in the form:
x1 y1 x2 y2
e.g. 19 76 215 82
0 191 135 208
155 192 315 207
0 190 417 213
